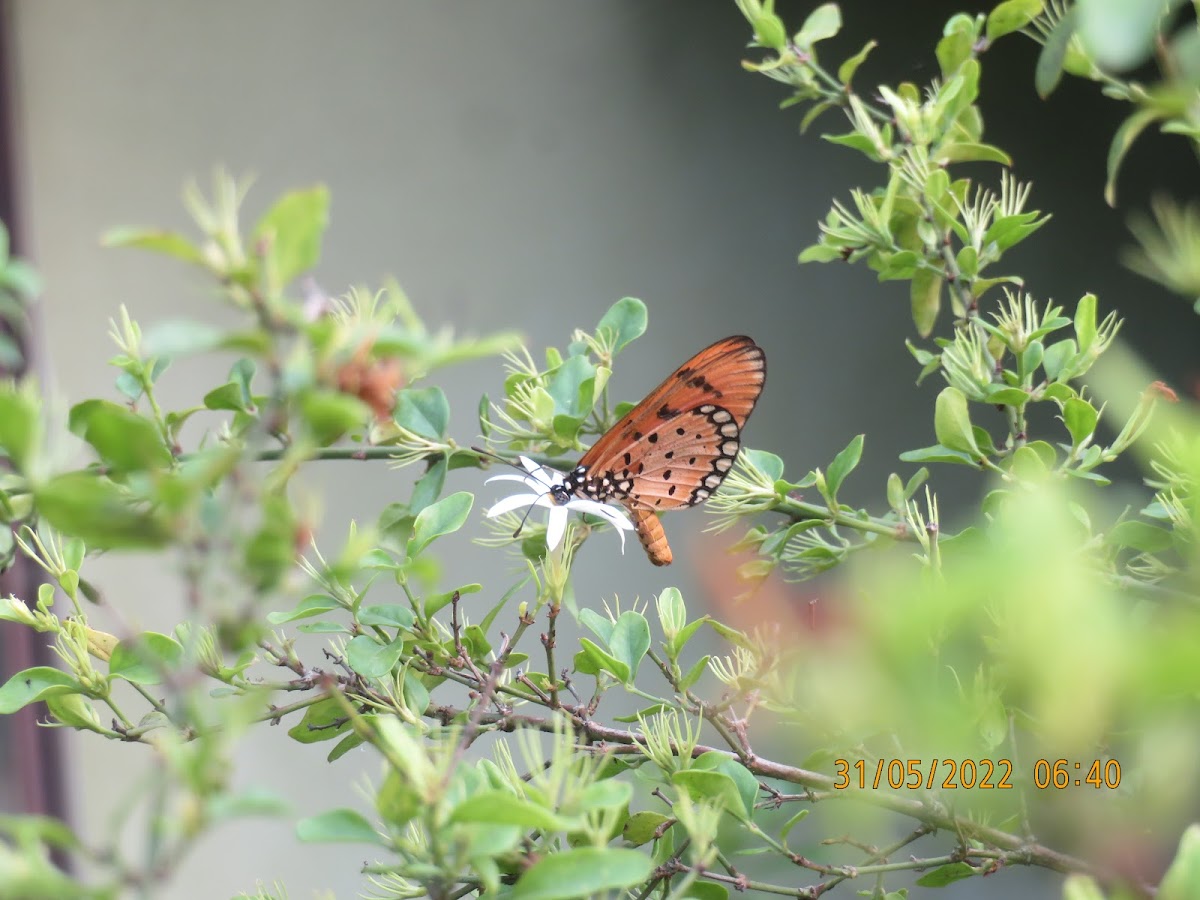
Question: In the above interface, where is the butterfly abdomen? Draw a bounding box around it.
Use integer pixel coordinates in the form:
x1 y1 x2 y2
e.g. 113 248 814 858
629 506 672 566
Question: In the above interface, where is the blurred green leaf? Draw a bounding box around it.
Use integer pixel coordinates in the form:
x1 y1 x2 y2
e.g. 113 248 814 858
299 390 369 445
1105 109 1158 207
838 40 877 85
35 473 173 549
987 0 1043 41
796 3 840 45
510 848 653 900
253 185 330 287
108 633 184 685
0 387 39 473
296 808 384 845
102 227 206 265
69 400 171 472
450 791 568 831
1035 4 1078 97
1160 824 1200 900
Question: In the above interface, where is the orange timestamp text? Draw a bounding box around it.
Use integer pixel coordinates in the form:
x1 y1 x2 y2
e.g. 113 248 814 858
833 758 1013 790
1032 758 1121 790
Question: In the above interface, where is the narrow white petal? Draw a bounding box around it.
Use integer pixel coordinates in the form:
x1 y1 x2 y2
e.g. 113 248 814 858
485 473 536 486
545 507 567 551
519 455 566 489
566 498 634 530
487 493 544 518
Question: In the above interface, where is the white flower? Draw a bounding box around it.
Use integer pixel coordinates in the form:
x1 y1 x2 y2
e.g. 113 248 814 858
485 456 634 553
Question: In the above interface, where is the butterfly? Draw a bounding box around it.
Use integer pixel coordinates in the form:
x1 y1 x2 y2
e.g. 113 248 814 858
555 335 766 565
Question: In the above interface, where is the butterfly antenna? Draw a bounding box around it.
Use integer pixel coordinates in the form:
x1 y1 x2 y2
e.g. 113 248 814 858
512 497 540 539
472 445 524 472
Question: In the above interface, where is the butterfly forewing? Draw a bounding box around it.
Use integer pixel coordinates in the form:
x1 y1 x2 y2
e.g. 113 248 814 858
575 336 766 556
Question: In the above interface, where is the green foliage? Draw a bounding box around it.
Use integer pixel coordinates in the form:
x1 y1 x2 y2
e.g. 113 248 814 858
1 4 1199 900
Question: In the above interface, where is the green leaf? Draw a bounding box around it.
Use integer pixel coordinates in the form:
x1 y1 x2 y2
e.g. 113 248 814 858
984 385 1030 406
917 862 978 887
287 697 351 744
409 491 473 555
595 297 647 354
409 456 447 516
510 848 653 900
266 593 340 624
693 752 758 822
1035 4 1077 98
781 809 810 841
824 434 864 502
1062 875 1108 900
108 633 184 685
672 770 745 818
69 400 172 472
899 444 979 466
102 227 206 265
1062 397 1099 447
1159 824 1200 900
450 791 567 831
394 387 450 440
935 142 1012 165
141 319 227 358
203 381 248 412
1077 0 1169 72
546 354 596 420
0 667 80 713
253 185 330 286
742 448 785 482
345 634 405 680
623 811 671 846
299 390 369 445
1104 109 1158 207
35 473 173 549
936 23 975 77
1074 293 1098 354
796 3 841 45
578 638 629 683
987 0 1043 41
838 40 877 85
910 268 942 337
1107 520 1173 553
934 387 980 456
296 808 385 845
358 604 416 630
0 388 39 472
608 612 650 684
1042 338 1078 381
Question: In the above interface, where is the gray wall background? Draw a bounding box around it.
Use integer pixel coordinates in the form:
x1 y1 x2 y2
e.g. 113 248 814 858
8 1 1197 897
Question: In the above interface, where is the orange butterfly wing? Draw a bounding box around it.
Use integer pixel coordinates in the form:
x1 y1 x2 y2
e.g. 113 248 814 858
574 335 766 565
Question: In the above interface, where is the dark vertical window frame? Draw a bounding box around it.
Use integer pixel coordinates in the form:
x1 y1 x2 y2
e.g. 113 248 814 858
0 0 69 830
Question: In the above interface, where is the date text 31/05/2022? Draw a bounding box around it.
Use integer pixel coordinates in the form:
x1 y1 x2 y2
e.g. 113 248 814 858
833 758 1122 791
